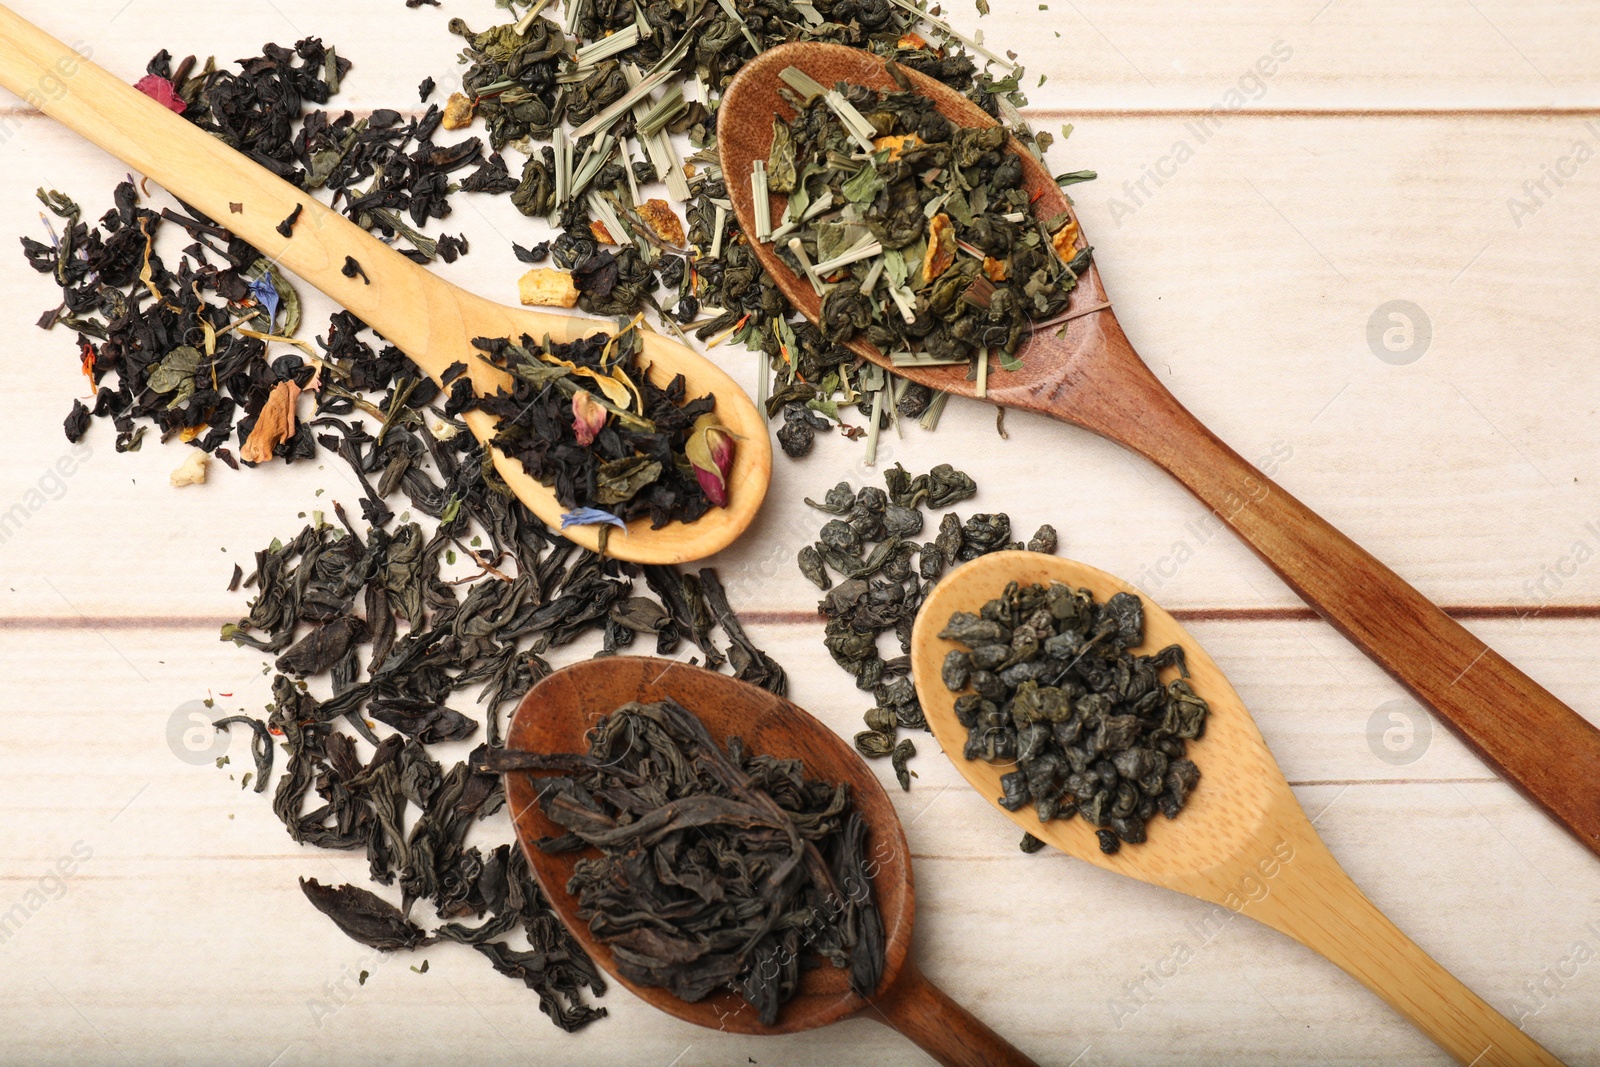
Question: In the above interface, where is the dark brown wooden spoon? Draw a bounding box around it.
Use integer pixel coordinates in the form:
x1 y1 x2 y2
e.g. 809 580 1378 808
497 656 1037 1067
719 41 1600 860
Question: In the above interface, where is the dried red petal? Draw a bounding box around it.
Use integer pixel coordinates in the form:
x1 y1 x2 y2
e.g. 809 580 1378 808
135 75 186 115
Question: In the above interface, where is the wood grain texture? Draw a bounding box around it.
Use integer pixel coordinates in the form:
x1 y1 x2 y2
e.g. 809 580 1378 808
913 552 1560 1066
1 0 1598 1064
501 656 1035 1067
0 623 1594 1065
0 5 770 564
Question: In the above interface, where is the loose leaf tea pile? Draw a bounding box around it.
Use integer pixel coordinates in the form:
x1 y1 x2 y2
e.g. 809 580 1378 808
764 69 1090 382
214 399 784 1027
468 327 737 529
939 583 1207 853
441 0 1093 453
11 0 1100 1031
25 41 485 460
798 464 1058 791
483 698 884 1025
31 2 1094 467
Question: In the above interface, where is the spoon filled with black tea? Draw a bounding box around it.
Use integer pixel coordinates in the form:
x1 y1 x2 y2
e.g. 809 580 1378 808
483 655 1039 1067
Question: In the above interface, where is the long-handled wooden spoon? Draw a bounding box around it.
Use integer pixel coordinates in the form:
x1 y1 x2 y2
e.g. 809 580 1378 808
495 655 1037 1067
0 6 770 564
911 551 1564 1066
719 41 1600 860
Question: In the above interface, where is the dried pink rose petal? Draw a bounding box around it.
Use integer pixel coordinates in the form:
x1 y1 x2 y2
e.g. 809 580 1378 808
135 75 186 115
571 389 607 446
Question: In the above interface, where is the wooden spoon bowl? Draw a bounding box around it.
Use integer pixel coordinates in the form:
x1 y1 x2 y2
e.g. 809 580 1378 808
720 40 1105 403
0 7 770 564
912 552 1565 1067
718 41 1600 863
501 656 1036 1066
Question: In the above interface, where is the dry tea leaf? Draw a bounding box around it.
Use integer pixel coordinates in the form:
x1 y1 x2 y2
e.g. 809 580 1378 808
299 877 425 951
941 583 1207 852
482 698 880 1024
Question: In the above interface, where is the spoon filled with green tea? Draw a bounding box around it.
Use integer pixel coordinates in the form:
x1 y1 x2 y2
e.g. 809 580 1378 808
0 7 770 565
484 655 1038 1067
718 41 1600 860
911 551 1564 1066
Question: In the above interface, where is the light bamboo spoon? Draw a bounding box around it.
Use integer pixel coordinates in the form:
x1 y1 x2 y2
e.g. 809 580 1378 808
494 655 1037 1067
911 551 1563 1066
719 41 1600 861
0 6 770 564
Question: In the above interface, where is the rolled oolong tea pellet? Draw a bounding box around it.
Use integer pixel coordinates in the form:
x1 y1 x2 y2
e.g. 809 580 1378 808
940 581 1207 850
800 465 1060 791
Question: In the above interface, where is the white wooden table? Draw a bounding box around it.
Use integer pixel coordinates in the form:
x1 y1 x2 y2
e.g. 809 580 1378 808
2 2 1598 1064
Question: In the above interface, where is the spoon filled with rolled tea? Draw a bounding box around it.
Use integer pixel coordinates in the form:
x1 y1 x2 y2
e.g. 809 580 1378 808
480 656 1038 1067
0 7 769 564
911 551 1565 1067
719 41 1600 862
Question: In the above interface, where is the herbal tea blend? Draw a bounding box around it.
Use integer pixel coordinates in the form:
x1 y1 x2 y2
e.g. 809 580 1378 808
25 42 481 460
762 69 1089 382
31 3 1094 467
468 327 737 530
798 464 1058 790
939 583 1206 853
482 698 885 1025
441 0 1092 452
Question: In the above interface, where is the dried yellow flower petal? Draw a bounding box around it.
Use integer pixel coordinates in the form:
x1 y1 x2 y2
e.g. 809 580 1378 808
240 379 301 465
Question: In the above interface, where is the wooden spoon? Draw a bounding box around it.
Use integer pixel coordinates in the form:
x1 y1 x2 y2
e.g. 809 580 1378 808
498 655 1037 1067
718 41 1600 860
0 6 770 565
911 551 1564 1066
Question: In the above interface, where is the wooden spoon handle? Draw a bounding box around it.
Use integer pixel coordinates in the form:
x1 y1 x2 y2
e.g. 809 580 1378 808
869 960 1039 1067
1074 350 1600 858
0 4 497 381
1247 825 1563 1066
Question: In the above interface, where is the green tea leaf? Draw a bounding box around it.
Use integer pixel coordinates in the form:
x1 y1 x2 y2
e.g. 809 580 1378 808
767 119 797 192
841 164 884 205
1055 169 1098 186
882 248 908 290
147 345 202 398
595 456 663 505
